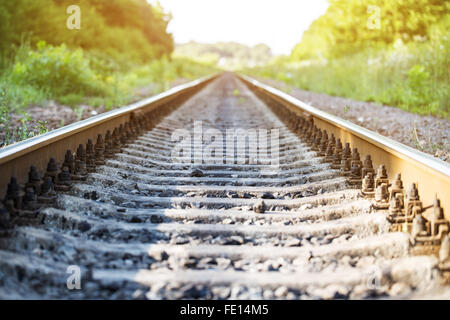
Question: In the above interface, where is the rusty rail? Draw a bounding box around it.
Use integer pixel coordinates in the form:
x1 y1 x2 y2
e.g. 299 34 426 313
239 74 450 253
1 72 449 253
0 72 449 298
0 75 218 197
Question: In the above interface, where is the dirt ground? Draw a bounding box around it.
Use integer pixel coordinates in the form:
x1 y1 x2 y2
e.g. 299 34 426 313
1 79 192 146
256 77 450 163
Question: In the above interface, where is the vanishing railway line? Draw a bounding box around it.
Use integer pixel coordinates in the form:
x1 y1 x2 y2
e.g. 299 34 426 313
0 73 449 299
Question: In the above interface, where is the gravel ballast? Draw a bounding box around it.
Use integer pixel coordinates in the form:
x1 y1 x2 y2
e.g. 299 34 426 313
255 77 450 163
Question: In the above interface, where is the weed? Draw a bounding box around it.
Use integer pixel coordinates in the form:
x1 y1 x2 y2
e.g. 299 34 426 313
36 120 48 135
412 122 424 151
344 105 350 113
0 42 216 147
58 94 84 107
12 42 107 98
73 107 84 121
243 23 449 119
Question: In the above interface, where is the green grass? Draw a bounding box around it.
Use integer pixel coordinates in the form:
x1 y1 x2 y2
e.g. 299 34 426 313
243 22 450 119
0 42 217 147
0 75 50 146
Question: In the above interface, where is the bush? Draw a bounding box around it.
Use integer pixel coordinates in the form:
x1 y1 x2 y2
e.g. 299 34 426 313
12 41 107 97
244 31 449 118
0 0 174 63
0 1 217 147
0 84 49 146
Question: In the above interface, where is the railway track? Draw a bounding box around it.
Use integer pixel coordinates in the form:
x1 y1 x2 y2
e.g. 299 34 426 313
0 72 449 299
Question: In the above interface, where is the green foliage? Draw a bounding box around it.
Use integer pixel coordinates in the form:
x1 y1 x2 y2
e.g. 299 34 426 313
174 42 274 70
12 42 107 97
0 74 48 112
0 88 11 132
245 28 449 117
0 41 216 146
0 0 216 147
126 57 218 93
0 0 173 63
3 42 216 109
291 0 450 60
0 85 49 146
246 0 449 118
169 58 219 80
344 105 350 114
58 94 85 108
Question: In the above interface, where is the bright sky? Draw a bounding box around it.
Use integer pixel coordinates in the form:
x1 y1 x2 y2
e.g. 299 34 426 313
149 0 329 55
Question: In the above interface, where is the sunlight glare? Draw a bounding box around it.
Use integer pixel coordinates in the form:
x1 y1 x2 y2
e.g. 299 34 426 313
149 0 329 55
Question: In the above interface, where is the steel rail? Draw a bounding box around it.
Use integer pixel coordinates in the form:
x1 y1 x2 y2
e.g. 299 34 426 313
0 72 448 299
0 74 218 196
238 74 450 221
1 72 449 221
